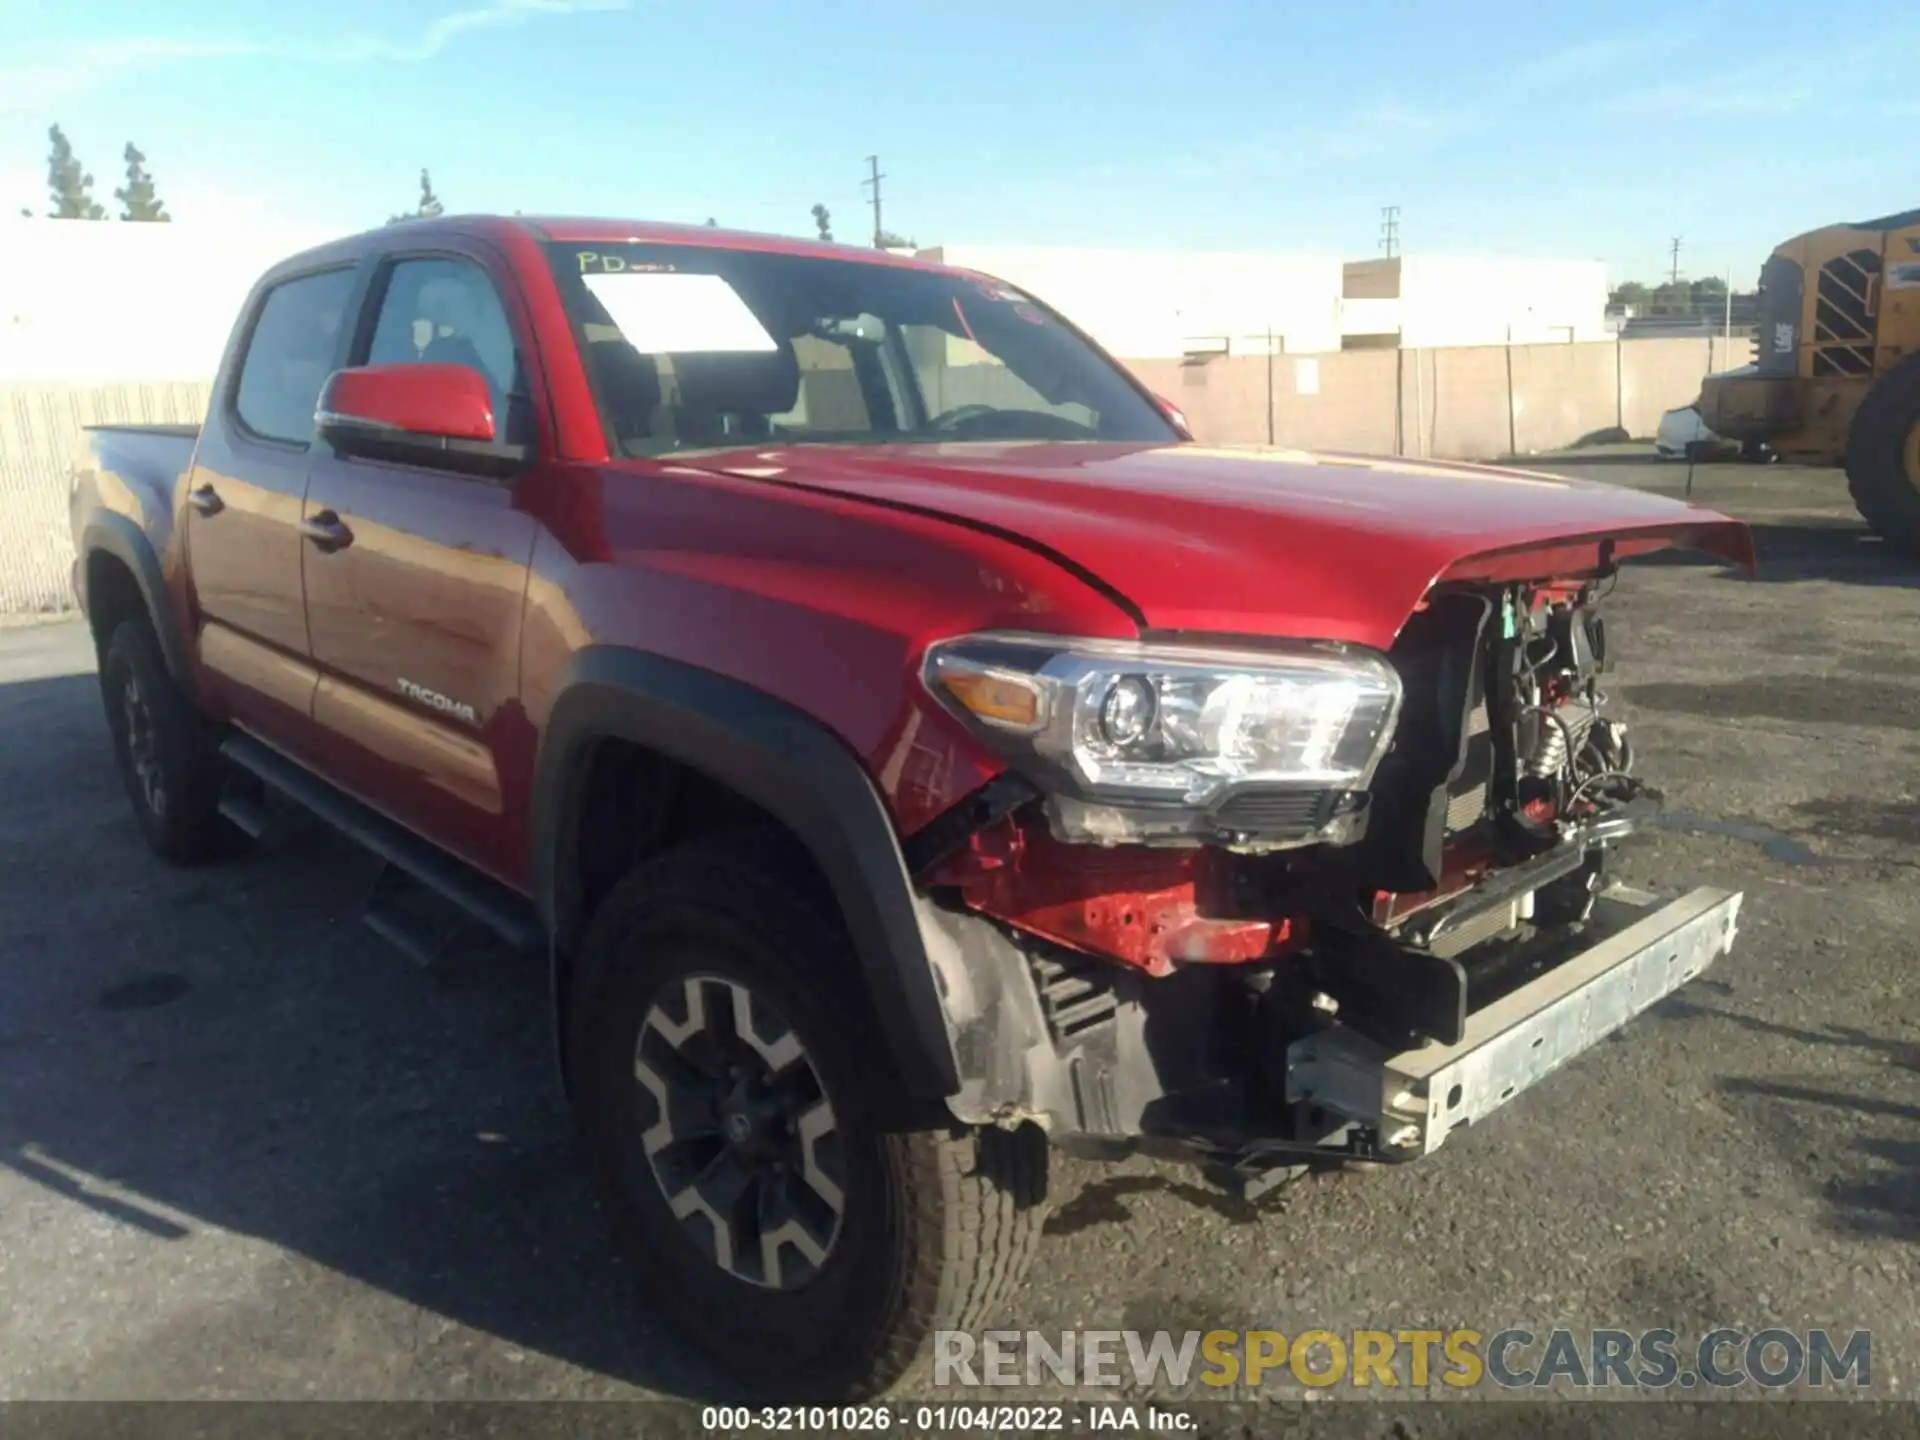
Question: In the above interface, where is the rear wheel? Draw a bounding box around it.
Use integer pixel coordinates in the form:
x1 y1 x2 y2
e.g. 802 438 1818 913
1844 355 1920 555
567 832 1050 1399
100 619 241 864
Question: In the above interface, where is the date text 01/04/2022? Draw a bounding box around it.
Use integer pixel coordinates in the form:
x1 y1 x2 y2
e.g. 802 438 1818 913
697 1404 1193 1431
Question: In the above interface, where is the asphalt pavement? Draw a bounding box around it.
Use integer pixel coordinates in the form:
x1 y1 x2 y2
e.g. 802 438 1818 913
1 451 1914 1423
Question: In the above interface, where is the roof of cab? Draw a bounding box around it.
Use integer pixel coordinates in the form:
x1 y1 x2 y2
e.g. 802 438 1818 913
262 214 956 277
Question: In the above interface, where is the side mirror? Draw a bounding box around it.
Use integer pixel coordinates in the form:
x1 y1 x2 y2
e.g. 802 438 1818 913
316 363 527 478
1152 392 1195 442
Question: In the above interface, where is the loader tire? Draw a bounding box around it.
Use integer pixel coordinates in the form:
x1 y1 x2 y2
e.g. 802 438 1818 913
1845 353 1920 557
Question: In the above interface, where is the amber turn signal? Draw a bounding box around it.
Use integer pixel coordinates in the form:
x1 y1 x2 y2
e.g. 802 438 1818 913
938 669 1044 729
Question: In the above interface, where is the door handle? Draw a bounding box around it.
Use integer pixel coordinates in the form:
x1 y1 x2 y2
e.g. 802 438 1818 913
187 485 224 517
300 510 354 552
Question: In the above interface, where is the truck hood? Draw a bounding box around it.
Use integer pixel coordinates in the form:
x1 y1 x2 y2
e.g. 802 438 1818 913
674 442 1752 649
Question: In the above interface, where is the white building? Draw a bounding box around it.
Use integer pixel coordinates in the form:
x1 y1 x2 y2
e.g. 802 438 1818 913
917 245 1347 358
1341 255 1610 349
0 219 343 380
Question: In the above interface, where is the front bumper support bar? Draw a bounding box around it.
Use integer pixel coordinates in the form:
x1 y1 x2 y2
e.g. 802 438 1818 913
1285 885 1742 1158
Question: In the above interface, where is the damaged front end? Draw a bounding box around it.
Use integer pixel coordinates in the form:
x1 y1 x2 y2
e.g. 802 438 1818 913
912 566 1743 1191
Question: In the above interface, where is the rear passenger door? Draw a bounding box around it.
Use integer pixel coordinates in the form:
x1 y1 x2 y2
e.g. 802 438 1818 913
300 245 541 884
187 265 358 747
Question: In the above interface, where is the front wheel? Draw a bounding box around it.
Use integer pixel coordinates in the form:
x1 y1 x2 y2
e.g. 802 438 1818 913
567 833 1050 1399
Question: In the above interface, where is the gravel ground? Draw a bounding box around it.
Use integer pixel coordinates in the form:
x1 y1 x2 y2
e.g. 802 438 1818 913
1 451 1914 1427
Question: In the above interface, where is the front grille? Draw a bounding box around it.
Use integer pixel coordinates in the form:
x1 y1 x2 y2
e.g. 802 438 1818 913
1212 790 1335 835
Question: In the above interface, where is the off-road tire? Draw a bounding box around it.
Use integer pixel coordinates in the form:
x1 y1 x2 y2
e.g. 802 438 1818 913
100 619 240 864
1845 352 1920 556
567 830 1050 1400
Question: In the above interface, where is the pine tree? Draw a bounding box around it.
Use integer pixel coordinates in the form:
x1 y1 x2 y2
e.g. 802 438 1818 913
114 143 170 222
44 125 105 220
811 203 832 242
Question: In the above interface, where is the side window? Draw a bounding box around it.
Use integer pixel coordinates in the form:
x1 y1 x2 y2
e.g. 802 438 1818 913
233 269 358 445
365 258 528 442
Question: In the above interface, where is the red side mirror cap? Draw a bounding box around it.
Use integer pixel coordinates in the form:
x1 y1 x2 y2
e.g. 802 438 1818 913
318 363 497 446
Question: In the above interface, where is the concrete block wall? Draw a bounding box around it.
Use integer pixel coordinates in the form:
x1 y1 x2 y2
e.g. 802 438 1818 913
0 382 210 614
1145 335 1750 460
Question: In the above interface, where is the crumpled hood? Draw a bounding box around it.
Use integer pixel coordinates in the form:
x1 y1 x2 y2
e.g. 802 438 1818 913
676 442 1752 649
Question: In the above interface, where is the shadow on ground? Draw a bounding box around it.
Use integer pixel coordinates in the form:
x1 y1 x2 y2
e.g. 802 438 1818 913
1533 452 1917 590
1624 517 1917 589
0 667 727 1399
1624 671 1920 730
1657 1000 1919 1243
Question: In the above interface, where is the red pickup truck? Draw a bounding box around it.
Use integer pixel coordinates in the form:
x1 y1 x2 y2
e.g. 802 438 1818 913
70 215 1751 1398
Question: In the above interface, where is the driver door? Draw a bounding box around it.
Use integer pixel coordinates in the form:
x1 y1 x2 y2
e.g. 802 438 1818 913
299 245 541 884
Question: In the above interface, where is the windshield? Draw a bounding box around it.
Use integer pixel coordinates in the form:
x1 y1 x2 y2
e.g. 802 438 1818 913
546 242 1176 455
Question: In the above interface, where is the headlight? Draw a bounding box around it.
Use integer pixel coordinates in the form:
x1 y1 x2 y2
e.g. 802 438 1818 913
925 632 1402 848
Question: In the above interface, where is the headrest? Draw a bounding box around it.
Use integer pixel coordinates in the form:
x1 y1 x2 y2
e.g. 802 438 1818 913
417 276 482 331
585 341 662 437
672 345 800 417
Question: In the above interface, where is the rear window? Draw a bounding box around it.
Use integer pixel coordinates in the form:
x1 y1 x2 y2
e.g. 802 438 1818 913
233 268 358 446
546 242 1172 456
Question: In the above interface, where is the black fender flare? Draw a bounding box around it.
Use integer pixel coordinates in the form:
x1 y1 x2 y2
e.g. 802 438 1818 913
531 645 961 1100
81 514 196 696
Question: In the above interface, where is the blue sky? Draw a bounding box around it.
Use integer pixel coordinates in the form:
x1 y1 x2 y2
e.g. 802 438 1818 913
2 0 1911 286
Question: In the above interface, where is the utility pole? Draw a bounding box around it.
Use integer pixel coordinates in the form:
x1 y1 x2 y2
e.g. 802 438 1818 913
1668 236 1682 285
1380 205 1400 258
863 155 886 248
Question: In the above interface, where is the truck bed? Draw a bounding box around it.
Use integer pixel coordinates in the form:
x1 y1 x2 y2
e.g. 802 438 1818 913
69 425 205 603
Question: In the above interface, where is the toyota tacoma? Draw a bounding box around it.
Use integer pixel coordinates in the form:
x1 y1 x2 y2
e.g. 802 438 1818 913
69 216 1751 1398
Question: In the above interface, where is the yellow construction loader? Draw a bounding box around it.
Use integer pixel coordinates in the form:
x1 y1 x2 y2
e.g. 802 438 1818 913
1699 205 1920 553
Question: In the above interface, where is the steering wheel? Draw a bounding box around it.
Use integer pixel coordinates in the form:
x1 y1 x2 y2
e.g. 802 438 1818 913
926 404 1001 433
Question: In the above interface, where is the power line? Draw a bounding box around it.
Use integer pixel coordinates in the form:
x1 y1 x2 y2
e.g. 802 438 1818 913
1380 205 1400 258
1668 235 1682 284
863 155 886 248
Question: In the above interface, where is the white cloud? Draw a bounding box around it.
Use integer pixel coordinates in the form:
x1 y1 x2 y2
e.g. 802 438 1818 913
0 2 629 114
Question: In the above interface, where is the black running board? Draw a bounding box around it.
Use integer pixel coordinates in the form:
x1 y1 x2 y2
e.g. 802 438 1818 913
220 733 544 952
